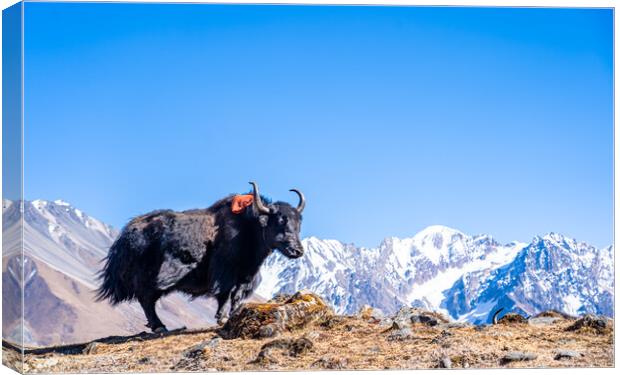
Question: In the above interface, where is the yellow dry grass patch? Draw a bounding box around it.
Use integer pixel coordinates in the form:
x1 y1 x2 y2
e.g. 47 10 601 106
12 314 613 373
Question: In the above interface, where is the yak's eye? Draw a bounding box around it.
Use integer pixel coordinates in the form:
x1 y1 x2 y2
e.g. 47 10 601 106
278 216 288 226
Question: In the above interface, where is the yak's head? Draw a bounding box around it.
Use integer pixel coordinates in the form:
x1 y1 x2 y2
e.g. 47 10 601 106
249 181 305 259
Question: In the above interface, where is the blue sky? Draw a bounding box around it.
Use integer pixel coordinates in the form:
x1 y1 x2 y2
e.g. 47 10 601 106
23 3 612 247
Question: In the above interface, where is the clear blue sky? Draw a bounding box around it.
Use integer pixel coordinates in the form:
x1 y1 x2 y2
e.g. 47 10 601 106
23 3 613 248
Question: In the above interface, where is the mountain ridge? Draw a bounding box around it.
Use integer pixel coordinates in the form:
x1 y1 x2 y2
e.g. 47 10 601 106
257 224 613 324
2 199 614 346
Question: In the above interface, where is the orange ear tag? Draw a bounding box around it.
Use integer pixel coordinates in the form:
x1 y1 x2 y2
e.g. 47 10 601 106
231 194 254 214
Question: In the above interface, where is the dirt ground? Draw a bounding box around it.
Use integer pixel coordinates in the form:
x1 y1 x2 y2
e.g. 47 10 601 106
3 311 614 373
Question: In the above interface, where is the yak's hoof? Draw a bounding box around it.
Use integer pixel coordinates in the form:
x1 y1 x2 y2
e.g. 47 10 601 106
217 317 229 326
153 326 168 333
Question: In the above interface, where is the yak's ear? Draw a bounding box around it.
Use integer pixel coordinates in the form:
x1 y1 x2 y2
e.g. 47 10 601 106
258 215 269 227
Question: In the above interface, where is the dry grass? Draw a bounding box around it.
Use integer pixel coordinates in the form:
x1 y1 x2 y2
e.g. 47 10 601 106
7 313 614 373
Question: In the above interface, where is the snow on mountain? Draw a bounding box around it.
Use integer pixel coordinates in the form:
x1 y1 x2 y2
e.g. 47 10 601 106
442 233 614 324
22 199 118 287
258 226 613 324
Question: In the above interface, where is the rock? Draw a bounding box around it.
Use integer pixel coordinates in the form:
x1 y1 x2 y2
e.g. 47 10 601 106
258 324 280 339
260 338 294 351
442 322 471 329
359 305 384 322
138 357 152 364
387 328 413 341
258 337 314 358
378 317 395 329
182 342 208 359
312 356 348 369
497 313 528 324
220 291 332 339
392 307 449 327
410 311 449 326
31 358 59 370
439 356 452 368
207 337 222 349
566 314 611 334
501 352 538 364
528 317 560 326
391 319 410 330
320 315 347 329
289 338 313 357
251 349 279 365
554 350 582 360
83 342 100 355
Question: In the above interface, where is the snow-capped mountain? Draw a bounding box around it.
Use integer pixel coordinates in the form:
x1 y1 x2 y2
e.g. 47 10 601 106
3 199 614 346
442 233 614 324
257 226 613 324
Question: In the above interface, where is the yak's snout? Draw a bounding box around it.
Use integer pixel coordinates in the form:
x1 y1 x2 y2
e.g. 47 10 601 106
278 238 304 259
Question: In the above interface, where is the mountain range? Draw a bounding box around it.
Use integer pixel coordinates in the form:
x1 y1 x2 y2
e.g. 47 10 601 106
2 199 614 345
258 226 613 324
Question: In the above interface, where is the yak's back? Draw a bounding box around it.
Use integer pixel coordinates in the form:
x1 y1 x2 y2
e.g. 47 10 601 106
121 207 219 290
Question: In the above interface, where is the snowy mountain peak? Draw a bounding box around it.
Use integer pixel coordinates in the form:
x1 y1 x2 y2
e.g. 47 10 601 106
414 225 466 241
32 199 48 208
260 225 612 323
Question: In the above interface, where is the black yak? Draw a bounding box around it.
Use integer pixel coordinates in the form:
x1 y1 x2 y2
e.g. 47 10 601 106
96 182 305 332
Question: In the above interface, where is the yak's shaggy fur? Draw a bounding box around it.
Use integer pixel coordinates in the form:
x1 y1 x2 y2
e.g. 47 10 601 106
96 191 305 332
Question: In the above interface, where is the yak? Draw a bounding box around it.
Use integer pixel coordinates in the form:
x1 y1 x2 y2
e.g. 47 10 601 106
96 182 305 332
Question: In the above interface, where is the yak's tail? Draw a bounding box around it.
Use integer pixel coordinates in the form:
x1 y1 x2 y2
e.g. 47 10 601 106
95 236 135 305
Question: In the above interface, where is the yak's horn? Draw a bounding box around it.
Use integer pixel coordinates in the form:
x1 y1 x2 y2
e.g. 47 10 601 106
249 182 271 214
289 189 306 213
492 308 504 325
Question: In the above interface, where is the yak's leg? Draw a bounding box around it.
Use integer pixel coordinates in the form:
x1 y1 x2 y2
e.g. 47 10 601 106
230 277 259 316
229 285 245 316
138 294 167 333
214 290 232 325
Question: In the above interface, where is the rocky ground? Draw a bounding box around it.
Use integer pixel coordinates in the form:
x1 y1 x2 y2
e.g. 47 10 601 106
2 292 614 373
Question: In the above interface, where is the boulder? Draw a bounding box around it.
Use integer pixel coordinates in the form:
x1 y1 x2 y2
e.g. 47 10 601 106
220 291 332 339
312 356 348 369
565 314 611 335
387 327 413 341
442 322 472 329
391 307 449 328
182 342 208 359
497 313 528 325
528 316 560 326
252 337 314 364
501 351 537 365
554 350 582 360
